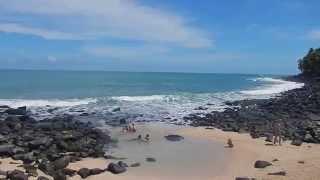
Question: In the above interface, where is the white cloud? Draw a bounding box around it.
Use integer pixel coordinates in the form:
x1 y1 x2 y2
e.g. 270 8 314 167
0 0 213 48
307 29 320 41
85 45 169 59
0 23 81 40
47 56 57 62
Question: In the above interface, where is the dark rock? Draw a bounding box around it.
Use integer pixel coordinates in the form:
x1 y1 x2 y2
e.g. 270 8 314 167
107 162 126 174
0 105 10 109
8 170 28 180
112 107 121 112
291 139 303 146
5 107 27 115
89 168 105 175
118 161 128 168
103 155 127 160
77 168 91 178
38 159 54 175
51 170 66 180
298 160 305 164
0 144 15 155
146 157 156 162
194 106 208 110
52 156 70 170
130 162 141 167
164 135 184 142
12 152 36 164
268 171 286 176
63 168 77 177
29 137 53 148
37 176 50 180
235 177 256 180
254 160 272 168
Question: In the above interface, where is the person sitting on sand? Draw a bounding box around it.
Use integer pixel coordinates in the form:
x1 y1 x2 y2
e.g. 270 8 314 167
137 134 142 140
227 138 234 148
273 119 282 146
145 134 150 142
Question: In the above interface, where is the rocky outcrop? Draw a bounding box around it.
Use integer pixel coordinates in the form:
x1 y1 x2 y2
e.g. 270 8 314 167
186 76 320 144
0 108 112 179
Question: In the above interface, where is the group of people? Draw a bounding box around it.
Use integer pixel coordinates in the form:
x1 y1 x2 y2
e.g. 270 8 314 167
136 134 150 142
122 123 136 133
122 122 151 142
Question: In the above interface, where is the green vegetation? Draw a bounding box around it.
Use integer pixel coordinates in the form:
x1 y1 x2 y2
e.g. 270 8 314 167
298 48 320 76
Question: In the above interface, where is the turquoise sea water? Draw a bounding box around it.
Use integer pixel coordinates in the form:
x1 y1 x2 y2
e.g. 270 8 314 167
0 70 304 122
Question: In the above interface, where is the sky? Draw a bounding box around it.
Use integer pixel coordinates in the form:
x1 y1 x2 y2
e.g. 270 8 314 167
0 0 319 74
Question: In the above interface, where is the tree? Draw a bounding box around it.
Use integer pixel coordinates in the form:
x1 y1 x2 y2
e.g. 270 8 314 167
298 48 320 76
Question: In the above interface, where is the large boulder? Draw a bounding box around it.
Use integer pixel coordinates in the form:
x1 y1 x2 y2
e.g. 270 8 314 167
291 138 303 146
52 156 71 170
254 160 272 168
77 168 91 179
8 170 28 180
107 162 126 174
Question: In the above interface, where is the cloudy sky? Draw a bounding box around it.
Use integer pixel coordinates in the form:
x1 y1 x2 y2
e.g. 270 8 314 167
0 0 319 74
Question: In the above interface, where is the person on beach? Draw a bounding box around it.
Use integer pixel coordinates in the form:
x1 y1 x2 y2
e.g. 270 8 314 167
137 134 142 140
145 134 150 142
131 123 136 132
122 125 128 133
273 119 282 146
227 138 234 148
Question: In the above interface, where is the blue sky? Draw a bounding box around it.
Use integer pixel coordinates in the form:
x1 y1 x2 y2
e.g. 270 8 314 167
0 0 319 74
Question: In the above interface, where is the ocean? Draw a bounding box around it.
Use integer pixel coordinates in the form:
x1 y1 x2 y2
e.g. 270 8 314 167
0 70 304 124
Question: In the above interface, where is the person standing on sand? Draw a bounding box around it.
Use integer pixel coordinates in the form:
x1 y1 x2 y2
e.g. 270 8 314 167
273 119 282 146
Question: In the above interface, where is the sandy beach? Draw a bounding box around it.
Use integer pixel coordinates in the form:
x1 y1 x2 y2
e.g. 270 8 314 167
3 123 319 180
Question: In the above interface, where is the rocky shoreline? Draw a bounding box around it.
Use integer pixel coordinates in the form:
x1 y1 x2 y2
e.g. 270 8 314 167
185 74 320 144
0 106 133 180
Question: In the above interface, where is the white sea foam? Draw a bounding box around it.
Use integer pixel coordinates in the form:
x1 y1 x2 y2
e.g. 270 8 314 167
241 77 304 95
111 95 166 102
0 98 97 108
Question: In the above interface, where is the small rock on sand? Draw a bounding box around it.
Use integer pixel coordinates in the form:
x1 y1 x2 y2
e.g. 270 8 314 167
254 160 272 168
130 162 141 167
164 135 184 142
268 171 286 176
235 177 256 180
146 157 156 162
